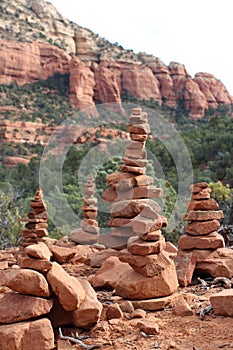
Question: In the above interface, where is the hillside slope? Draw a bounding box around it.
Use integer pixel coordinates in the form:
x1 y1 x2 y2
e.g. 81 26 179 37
0 0 232 118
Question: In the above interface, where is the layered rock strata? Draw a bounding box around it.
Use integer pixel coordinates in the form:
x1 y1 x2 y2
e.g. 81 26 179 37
70 174 100 245
175 182 225 286
101 108 178 299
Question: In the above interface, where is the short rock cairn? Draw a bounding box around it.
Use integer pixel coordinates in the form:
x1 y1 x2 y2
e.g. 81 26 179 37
102 107 178 299
0 189 103 349
176 182 225 286
70 174 100 245
20 188 49 248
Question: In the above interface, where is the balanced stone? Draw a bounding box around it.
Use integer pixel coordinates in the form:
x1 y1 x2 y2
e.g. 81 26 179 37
185 219 221 235
183 210 224 221
187 199 219 211
178 232 225 250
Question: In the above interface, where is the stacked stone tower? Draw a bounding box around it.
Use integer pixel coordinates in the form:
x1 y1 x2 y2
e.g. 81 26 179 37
20 188 49 248
102 107 164 249
178 182 224 252
70 174 100 244
102 107 178 299
176 182 225 285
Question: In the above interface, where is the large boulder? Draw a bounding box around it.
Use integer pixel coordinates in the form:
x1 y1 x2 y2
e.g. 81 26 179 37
0 318 54 350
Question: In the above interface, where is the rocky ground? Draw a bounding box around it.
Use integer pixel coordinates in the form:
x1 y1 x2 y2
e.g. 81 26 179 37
1 244 233 350
55 262 233 350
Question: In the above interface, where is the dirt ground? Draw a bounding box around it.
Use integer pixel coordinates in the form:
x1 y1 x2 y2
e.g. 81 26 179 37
56 263 233 350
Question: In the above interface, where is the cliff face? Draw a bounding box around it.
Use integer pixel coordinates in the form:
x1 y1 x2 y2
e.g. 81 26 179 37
0 0 232 119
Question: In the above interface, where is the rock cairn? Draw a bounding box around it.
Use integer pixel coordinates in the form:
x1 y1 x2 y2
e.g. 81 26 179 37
101 107 178 299
101 107 162 248
175 182 225 286
1 190 102 349
70 174 100 245
20 188 49 248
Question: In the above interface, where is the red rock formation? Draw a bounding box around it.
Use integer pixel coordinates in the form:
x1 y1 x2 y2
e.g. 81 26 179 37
69 55 97 115
2 157 30 168
92 61 121 104
0 38 232 119
120 63 162 103
0 119 55 145
0 39 70 85
194 73 233 107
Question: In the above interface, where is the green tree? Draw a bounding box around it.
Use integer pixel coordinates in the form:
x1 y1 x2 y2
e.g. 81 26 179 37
0 184 26 249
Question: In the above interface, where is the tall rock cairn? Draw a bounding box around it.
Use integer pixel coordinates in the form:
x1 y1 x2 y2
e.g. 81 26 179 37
20 188 49 248
101 107 179 298
176 182 225 285
70 174 100 244
102 107 168 248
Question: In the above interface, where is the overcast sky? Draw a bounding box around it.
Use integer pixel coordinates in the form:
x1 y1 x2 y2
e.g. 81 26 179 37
49 0 233 94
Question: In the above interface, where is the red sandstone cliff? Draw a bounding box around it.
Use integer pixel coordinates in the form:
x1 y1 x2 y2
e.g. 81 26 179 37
1 38 232 119
0 0 232 119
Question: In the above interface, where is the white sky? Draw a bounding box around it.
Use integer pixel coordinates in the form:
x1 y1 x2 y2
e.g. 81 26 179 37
49 0 233 94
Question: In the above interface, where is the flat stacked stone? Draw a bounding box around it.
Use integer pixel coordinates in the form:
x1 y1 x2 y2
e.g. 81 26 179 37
100 107 165 249
20 188 49 248
175 182 225 286
70 174 100 244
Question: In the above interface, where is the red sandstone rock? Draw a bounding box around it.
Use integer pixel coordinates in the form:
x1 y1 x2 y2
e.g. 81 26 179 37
172 296 193 316
69 55 97 114
106 172 135 189
0 292 53 324
121 64 161 103
127 236 166 256
115 262 178 299
103 186 162 202
110 199 160 218
90 256 130 289
136 319 159 334
18 255 52 272
190 182 209 193
0 318 54 350
187 199 219 211
25 242 52 261
47 297 73 328
191 188 211 200
70 229 99 244
3 156 30 168
93 61 122 105
119 250 174 277
174 250 197 287
72 279 102 328
183 210 224 221
106 303 124 320
194 73 233 108
6 268 50 297
130 309 146 319
178 232 225 250
0 39 69 86
191 249 213 262
47 262 85 311
210 289 233 316
49 245 77 264
0 39 232 120
185 220 220 235
140 230 163 241
88 248 120 267
196 248 233 278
